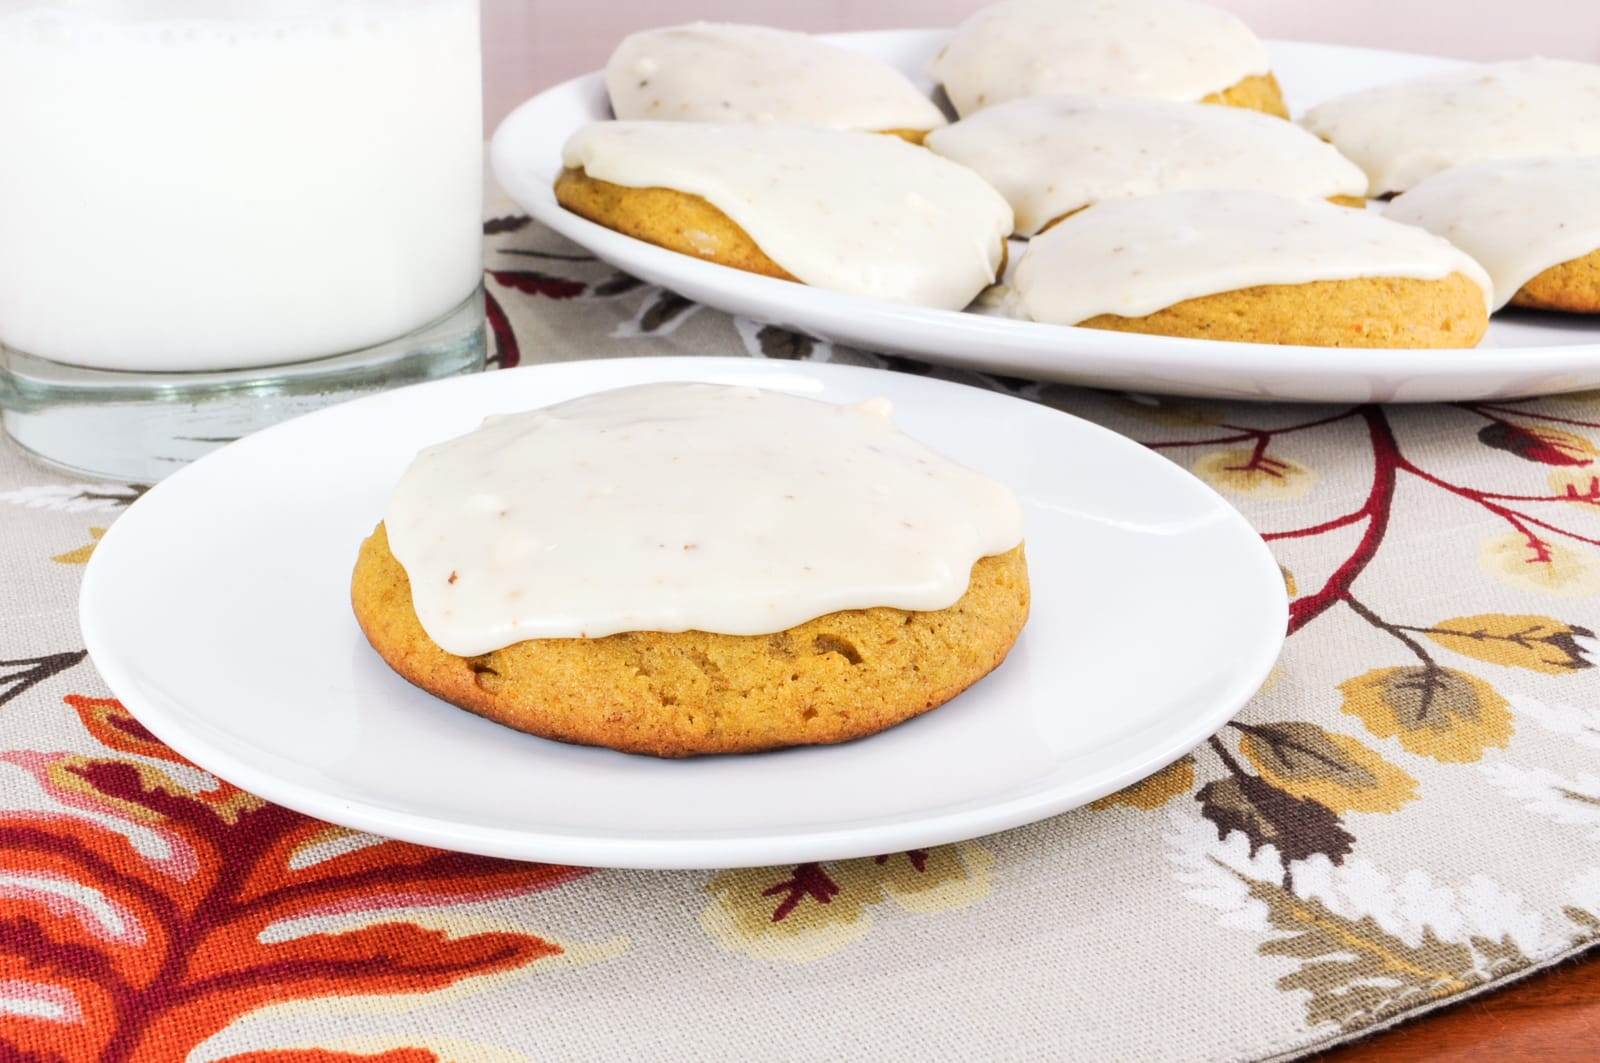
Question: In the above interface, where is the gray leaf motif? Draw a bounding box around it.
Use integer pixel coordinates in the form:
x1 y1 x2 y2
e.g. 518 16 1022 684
756 325 813 360
614 288 699 339
482 214 531 236
1 651 88 709
1239 722 1379 791
1245 872 1524 1031
591 272 645 298
733 317 832 362
0 483 148 513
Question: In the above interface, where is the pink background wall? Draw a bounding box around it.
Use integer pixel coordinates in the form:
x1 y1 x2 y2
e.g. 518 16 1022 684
483 0 1600 128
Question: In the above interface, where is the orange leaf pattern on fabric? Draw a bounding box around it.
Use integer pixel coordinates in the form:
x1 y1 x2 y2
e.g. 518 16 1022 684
219 1052 438 1063
0 696 587 1062
66 693 195 766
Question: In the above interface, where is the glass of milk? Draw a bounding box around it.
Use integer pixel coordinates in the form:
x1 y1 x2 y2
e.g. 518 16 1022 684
0 0 486 480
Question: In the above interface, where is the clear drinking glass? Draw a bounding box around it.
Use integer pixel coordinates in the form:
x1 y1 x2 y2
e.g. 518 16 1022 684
0 0 487 481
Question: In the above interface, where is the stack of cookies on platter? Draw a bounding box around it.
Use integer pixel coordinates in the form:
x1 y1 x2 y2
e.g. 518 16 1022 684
554 0 1600 348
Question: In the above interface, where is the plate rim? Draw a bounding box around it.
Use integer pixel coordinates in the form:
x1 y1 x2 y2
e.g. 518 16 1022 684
80 356 1288 869
490 30 1600 403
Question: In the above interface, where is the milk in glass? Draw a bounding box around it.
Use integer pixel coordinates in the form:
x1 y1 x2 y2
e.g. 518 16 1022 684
0 0 483 372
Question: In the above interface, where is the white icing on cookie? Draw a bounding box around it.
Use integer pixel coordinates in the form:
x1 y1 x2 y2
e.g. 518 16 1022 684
561 121 1014 310
930 0 1271 116
1011 189 1491 325
1302 58 1600 195
1385 156 1600 310
605 22 947 133
386 383 1025 654
924 94 1365 236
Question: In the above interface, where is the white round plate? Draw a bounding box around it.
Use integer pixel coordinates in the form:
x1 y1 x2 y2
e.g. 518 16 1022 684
81 358 1286 869
493 31 1600 404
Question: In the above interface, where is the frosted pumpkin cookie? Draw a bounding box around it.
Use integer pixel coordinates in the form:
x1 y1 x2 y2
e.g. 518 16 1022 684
352 383 1029 758
554 121 1014 310
606 22 947 141
930 0 1286 118
924 95 1366 236
1012 190 1492 347
1302 58 1600 196
1386 157 1600 314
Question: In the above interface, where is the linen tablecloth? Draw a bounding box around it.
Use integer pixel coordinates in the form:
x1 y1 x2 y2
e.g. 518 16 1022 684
4 206 1600 1062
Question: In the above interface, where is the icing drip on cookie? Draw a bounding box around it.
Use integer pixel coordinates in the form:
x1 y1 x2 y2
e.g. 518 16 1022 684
930 0 1270 116
1011 189 1492 325
606 22 947 133
924 94 1366 236
1301 58 1600 195
385 383 1025 655
1385 156 1600 310
559 121 1014 309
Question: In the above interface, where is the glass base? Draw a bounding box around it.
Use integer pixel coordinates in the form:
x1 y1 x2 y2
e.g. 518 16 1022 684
0 287 486 482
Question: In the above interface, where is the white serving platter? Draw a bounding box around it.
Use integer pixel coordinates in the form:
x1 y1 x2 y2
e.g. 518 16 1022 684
493 31 1600 404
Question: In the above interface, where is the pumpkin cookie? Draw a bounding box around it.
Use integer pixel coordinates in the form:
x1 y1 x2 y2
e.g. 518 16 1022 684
606 22 947 138
556 168 793 282
1203 72 1289 118
358 383 1029 757
1302 58 1600 195
353 526 1029 758
931 0 1287 118
1386 156 1600 313
1012 189 1491 347
555 121 1013 309
924 95 1365 236
1514 249 1600 314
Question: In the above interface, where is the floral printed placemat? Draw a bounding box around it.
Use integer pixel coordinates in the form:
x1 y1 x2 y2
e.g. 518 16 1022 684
3 202 1599 1061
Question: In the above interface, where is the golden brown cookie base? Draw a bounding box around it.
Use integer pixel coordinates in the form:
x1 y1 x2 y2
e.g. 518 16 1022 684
352 525 1030 758
1202 72 1290 119
1327 194 1367 209
1077 272 1488 348
1510 246 1600 314
555 168 797 281
556 167 1007 293
879 127 931 144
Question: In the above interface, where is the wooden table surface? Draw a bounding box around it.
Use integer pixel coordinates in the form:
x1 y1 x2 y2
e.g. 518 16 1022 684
1320 947 1600 1060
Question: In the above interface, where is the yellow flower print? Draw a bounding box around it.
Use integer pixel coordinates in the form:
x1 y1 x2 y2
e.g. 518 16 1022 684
52 526 105 564
1479 533 1600 597
1419 613 1594 675
1091 756 1195 811
1547 468 1600 504
1196 448 1316 499
701 842 993 962
1237 722 1417 813
1338 666 1513 763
